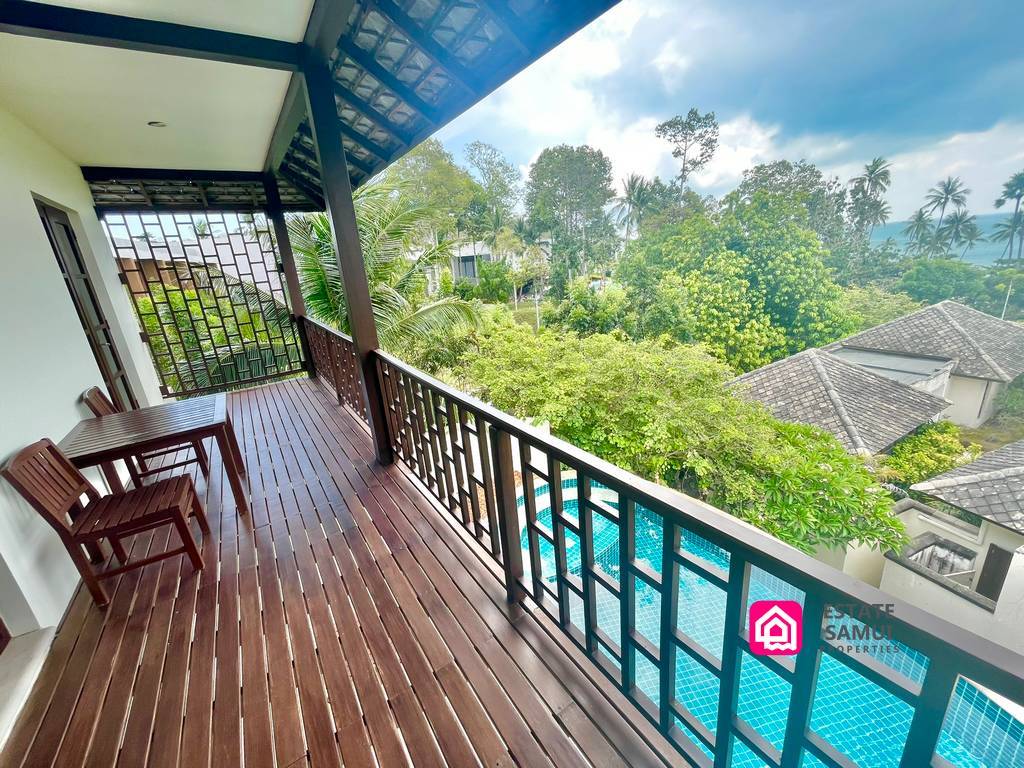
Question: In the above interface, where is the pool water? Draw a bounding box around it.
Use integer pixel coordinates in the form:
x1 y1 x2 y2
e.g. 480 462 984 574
518 480 1023 768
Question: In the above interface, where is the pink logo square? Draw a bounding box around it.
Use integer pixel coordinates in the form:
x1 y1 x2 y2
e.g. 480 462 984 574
749 600 802 656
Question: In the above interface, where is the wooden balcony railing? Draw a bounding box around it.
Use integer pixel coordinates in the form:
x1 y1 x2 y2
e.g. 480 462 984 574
303 318 1024 768
303 317 368 423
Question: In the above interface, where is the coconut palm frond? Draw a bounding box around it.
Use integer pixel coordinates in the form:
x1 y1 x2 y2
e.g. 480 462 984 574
378 298 481 348
291 183 481 351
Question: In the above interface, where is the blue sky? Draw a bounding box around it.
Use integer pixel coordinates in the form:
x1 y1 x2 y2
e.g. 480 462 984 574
437 0 1024 219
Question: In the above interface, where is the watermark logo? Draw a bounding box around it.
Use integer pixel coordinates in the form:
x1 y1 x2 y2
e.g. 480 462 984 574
749 600 803 655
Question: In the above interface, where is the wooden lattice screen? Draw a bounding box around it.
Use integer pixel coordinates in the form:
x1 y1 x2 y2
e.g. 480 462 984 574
102 210 305 397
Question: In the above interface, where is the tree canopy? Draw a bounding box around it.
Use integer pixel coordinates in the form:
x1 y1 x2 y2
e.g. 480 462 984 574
525 144 618 294
384 138 484 238
455 320 905 553
613 192 850 371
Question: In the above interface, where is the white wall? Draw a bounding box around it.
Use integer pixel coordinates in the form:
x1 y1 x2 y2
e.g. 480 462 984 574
877 504 1024 655
880 552 1024 655
0 105 161 636
942 375 1002 427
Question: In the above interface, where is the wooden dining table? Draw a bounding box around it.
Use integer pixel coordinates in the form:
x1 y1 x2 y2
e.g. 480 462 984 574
59 393 249 515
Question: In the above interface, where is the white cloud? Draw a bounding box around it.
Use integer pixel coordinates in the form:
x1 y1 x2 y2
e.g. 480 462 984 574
863 123 1024 218
691 115 780 189
652 40 690 87
438 0 1024 222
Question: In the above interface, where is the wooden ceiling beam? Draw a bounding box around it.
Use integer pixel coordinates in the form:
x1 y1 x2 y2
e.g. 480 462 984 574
0 0 301 70
362 0 482 94
338 39 440 125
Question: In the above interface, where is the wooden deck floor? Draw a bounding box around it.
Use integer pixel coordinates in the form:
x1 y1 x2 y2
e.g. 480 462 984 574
1 379 679 768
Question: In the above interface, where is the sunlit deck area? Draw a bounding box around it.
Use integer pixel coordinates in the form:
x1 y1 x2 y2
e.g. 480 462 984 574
0 378 675 768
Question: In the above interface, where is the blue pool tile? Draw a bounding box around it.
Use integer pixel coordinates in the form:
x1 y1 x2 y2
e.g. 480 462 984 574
811 652 913 767
738 652 791 751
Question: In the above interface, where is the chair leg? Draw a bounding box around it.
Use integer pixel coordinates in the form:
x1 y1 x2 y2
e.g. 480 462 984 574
68 545 108 608
193 439 210 478
191 491 211 535
126 459 143 489
109 535 128 566
172 510 203 571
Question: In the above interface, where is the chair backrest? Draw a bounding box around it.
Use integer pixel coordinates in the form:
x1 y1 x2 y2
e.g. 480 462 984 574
82 386 119 417
1 439 97 536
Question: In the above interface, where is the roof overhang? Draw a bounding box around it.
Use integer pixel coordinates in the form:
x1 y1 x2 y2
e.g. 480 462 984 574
1 0 621 212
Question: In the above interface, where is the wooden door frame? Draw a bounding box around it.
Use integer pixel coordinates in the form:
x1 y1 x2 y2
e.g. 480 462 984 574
36 199 139 410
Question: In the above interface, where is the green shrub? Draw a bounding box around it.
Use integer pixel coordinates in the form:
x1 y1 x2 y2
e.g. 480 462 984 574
882 421 981 486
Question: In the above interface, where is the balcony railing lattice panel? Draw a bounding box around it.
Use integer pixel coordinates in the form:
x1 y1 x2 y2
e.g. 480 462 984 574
303 321 1024 768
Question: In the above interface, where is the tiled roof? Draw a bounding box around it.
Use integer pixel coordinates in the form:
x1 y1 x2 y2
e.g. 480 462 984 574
911 440 1024 533
835 301 1024 382
733 349 949 455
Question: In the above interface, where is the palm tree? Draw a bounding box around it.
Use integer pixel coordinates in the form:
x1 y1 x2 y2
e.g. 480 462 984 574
958 220 985 258
938 209 975 251
481 208 505 252
192 218 211 239
925 176 970 232
902 209 934 255
993 213 1024 263
852 157 892 198
612 174 653 240
994 170 1024 262
860 197 892 239
289 182 480 350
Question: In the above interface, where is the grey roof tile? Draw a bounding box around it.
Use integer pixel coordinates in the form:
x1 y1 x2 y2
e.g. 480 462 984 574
911 440 1024 533
833 301 1024 382
733 349 949 455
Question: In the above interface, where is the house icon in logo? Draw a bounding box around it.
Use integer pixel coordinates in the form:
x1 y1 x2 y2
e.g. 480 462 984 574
749 600 803 656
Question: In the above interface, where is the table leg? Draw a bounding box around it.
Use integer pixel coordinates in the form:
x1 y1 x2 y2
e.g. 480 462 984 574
99 462 124 494
215 425 249 515
224 415 246 476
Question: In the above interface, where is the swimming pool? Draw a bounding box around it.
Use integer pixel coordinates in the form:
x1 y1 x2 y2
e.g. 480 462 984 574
518 479 1023 768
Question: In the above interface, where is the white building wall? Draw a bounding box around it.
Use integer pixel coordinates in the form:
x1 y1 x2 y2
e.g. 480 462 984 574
880 552 1024 655
941 375 1003 428
876 503 1024 655
0 105 162 636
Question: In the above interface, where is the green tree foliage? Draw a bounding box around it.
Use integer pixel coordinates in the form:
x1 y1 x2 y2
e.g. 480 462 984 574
849 157 893 237
289 182 480 351
655 108 719 185
525 144 617 294
615 193 850 371
881 422 981 486
543 278 631 335
612 173 654 240
384 138 483 238
456 322 905 553
464 141 521 218
838 286 922 332
896 259 987 305
472 259 514 303
994 170 1024 262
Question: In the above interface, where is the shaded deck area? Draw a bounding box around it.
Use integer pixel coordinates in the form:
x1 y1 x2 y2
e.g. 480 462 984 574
1 379 677 768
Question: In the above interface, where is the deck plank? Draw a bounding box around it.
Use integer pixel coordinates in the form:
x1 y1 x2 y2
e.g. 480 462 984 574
1 379 681 768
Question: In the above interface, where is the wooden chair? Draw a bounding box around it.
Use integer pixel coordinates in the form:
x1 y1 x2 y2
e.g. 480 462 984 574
82 386 210 487
1 439 209 608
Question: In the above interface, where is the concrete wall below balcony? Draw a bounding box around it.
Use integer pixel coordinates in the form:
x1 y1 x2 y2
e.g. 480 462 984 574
0 105 162 637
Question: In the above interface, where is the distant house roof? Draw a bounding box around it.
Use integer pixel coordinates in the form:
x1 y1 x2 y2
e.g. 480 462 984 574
911 440 1024 534
733 349 949 455
833 301 1024 383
